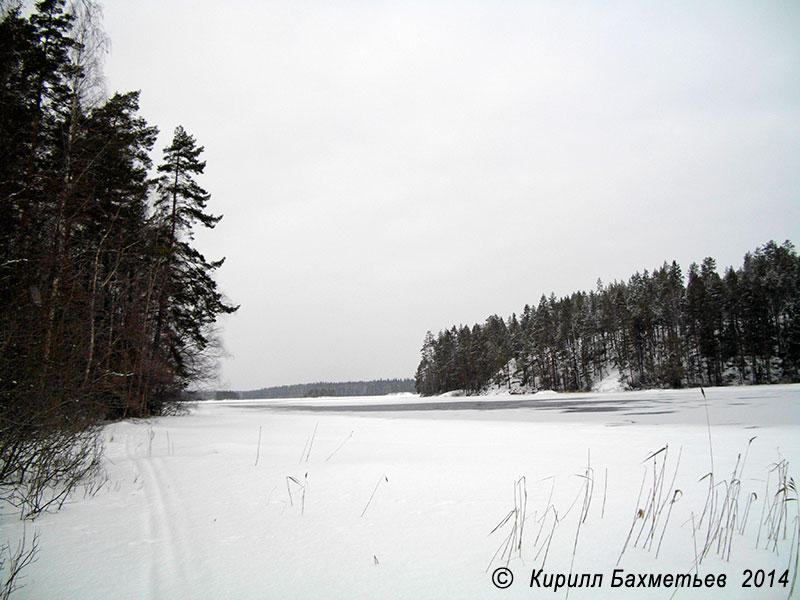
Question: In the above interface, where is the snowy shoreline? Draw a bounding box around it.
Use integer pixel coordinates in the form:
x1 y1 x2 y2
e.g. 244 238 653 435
2 384 798 599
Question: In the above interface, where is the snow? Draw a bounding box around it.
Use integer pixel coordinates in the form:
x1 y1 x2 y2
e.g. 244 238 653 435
593 367 626 393
2 385 800 599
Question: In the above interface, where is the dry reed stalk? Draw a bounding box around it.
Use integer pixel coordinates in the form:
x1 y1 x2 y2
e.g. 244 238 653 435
487 476 528 570
325 431 354 462
254 425 262 467
618 466 647 565
361 474 388 518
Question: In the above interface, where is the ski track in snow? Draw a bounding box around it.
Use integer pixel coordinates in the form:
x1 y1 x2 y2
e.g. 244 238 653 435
127 431 206 599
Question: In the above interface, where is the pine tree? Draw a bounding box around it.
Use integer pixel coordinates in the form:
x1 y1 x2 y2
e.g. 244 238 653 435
414 331 437 395
155 126 220 244
78 91 158 416
149 126 238 410
721 266 746 383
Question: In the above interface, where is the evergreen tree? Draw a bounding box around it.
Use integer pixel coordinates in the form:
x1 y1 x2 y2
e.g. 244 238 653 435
721 266 746 383
78 91 158 416
149 126 238 410
414 331 437 395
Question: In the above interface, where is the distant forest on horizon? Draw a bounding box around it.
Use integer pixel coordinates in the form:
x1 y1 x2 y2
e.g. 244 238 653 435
415 240 800 396
211 378 416 400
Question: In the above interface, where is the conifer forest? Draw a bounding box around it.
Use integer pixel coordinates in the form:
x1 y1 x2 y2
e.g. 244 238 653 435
0 1 237 513
415 241 800 395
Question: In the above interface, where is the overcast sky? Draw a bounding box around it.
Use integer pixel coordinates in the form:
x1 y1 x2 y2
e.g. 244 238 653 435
100 0 800 390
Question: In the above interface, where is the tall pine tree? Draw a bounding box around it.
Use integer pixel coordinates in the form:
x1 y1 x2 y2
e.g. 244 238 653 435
149 126 238 410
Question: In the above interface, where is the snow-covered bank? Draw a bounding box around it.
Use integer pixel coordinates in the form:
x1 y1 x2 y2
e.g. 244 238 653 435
2 386 799 598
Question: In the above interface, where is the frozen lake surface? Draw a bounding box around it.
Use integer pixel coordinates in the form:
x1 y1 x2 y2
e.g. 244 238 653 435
237 384 800 427
2 385 799 599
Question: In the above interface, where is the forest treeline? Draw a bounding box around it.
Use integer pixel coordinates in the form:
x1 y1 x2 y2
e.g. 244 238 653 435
415 241 800 396
1 1 236 514
219 378 416 400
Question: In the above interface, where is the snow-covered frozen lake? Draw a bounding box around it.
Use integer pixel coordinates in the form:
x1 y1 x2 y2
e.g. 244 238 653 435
3 385 799 599
239 384 800 427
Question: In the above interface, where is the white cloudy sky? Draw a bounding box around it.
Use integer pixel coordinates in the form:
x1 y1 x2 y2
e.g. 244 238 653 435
100 0 800 390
